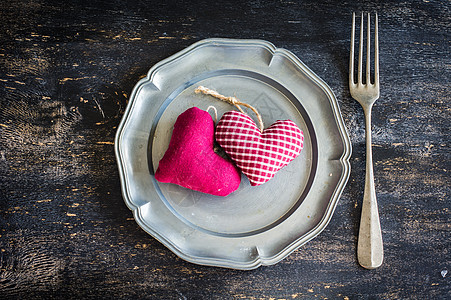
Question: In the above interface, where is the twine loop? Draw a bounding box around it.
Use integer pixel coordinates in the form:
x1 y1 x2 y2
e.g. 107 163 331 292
206 105 218 123
195 86 264 132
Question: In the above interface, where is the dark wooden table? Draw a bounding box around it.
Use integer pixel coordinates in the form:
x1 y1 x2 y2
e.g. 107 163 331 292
1 0 449 298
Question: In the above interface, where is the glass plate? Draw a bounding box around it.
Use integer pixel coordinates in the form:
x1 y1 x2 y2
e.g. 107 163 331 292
115 38 351 269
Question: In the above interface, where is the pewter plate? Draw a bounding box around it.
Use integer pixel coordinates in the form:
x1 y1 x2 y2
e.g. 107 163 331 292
115 38 351 269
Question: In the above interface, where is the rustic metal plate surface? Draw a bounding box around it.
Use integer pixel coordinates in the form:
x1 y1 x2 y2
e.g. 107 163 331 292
115 38 351 269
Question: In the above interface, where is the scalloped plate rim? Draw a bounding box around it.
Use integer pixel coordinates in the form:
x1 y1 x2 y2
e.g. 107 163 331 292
114 38 351 269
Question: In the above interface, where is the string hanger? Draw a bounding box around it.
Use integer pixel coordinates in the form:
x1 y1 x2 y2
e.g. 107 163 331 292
195 86 264 133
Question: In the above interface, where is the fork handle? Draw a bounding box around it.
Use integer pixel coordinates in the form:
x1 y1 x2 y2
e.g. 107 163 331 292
357 107 384 269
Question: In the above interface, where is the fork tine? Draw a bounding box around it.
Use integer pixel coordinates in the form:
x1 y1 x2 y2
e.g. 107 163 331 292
358 12 364 85
366 13 371 85
349 12 355 86
375 13 379 87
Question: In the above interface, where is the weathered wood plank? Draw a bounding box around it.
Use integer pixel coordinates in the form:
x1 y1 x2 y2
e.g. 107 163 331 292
0 0 449 299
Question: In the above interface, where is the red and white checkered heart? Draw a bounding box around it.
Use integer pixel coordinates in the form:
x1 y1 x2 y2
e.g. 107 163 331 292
215 111 304 186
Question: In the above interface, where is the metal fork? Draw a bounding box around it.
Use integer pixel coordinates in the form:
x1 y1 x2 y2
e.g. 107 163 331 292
349 12 383 269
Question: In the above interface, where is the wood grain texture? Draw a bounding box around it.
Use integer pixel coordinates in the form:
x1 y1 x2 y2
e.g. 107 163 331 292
0 0 449 299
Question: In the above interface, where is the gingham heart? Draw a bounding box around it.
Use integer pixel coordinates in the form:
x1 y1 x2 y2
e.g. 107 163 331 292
215 110 304 186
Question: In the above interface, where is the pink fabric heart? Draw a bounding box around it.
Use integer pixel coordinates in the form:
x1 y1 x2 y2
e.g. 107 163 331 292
215 111 304 186
155 107 241 196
